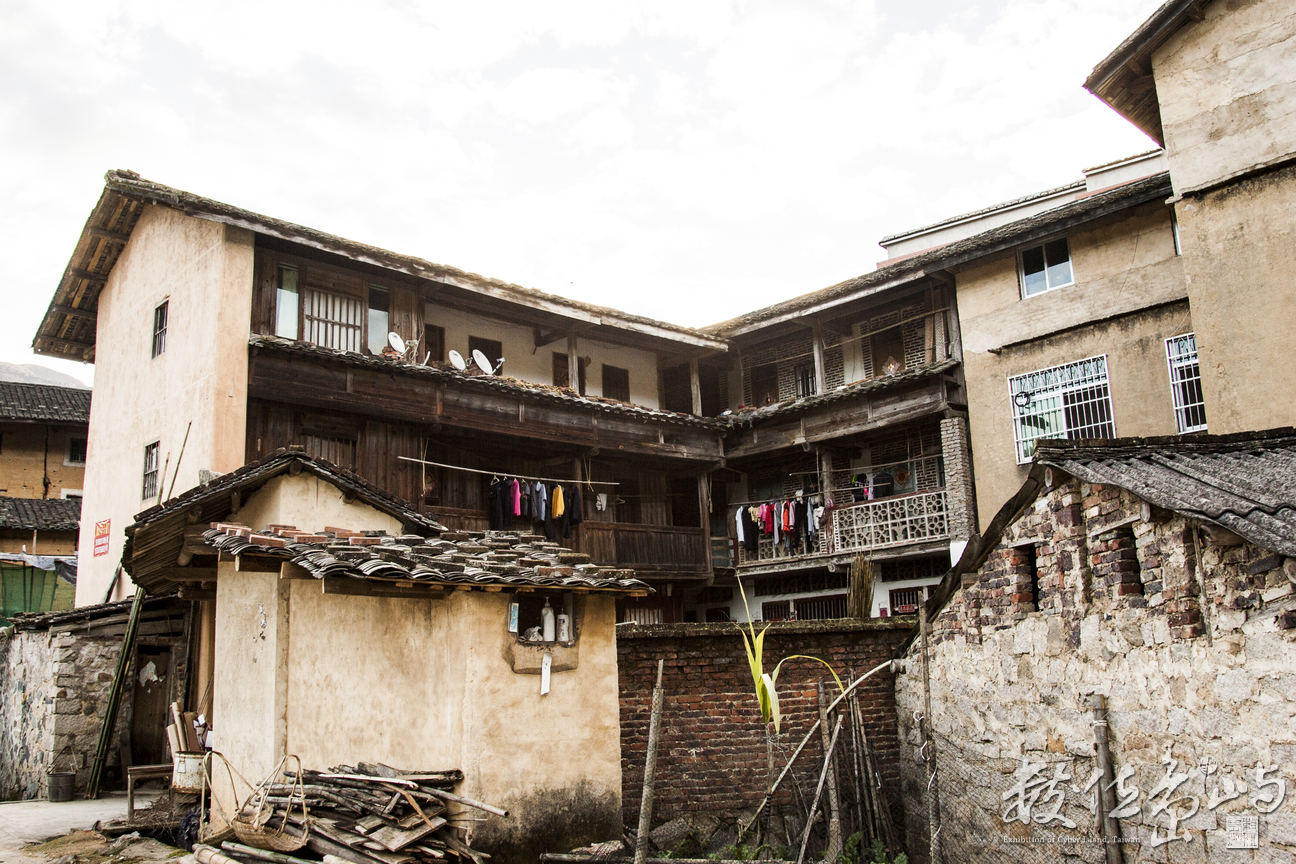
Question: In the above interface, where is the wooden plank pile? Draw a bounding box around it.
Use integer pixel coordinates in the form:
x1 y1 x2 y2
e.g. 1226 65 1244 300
204 762 501 864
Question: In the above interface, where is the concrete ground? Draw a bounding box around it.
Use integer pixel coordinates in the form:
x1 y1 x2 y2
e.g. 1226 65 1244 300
0 792 163 864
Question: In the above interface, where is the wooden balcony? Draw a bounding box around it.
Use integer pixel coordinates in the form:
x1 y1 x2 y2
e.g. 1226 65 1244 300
735 489 951 570
573 522 709 576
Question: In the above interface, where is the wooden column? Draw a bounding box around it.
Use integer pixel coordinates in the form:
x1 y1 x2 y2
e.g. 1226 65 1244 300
689 358 702 416
698 473 713 576
944 283 964 363
812 323 827 395
567 334 580 394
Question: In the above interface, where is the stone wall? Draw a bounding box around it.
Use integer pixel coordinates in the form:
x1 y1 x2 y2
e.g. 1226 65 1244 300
896 478 1296 862
618 619 911 849
0 628 56 799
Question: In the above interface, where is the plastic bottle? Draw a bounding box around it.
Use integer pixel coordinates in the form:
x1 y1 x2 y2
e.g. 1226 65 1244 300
541 598 556 642
557 613 570 643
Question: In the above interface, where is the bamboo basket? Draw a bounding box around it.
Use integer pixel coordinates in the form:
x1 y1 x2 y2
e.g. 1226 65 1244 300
232 755 310 852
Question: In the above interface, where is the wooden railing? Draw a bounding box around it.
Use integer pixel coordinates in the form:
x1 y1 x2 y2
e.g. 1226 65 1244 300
573 522 709 572
831 489 950 553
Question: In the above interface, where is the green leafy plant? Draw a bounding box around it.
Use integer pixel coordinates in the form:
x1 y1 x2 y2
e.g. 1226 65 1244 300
735 579 845 733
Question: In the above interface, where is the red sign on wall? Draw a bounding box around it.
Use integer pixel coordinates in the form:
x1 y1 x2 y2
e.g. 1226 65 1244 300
93 519 111 557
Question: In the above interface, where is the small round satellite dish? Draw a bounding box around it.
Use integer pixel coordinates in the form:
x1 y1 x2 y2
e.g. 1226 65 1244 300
448 350 467 371
472 349 494 374
388 332 406 354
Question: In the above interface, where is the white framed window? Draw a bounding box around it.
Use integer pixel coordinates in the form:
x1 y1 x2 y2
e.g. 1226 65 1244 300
1166 333 1207 433
1009 356 1115 463
65 436 87 466
1019 238 1074 297
151 300 169 358
142 441 160 501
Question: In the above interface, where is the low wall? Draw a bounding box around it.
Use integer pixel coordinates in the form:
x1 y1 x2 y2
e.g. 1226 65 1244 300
617 619 911 849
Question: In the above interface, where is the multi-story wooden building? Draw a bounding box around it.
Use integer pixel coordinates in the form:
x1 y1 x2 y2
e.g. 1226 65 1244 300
33 172 730 614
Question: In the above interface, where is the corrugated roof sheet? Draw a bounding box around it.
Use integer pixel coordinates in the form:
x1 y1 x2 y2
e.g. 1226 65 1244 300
1034 429 1296 557
0 496 81 531
0 382 91 423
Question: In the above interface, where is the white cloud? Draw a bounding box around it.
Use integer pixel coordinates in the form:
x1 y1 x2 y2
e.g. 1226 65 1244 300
0 0 1164 379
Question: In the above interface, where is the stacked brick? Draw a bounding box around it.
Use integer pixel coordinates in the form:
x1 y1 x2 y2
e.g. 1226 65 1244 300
616 619 910 829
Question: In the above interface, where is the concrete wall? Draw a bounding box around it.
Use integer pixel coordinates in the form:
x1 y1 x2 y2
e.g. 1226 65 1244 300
1153 0 1296 195
957 203 1189 531
1174 164 1296 435
425 302 662 408
0 422 87 500
76 206 255 603
895 478 1296 862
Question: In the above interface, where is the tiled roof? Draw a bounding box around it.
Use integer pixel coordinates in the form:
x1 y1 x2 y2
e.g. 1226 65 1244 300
0 382 91 423
1034 428 1296 557
0 496 81 531
726 359 959 425
203 523 652 594
707 173 1173 336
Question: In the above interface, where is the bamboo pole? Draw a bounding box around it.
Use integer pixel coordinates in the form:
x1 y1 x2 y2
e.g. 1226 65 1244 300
795 716 843 864
85 590 146 798
633 660 666 864
816 680 843 862
220 843 317 864
919 608 940 864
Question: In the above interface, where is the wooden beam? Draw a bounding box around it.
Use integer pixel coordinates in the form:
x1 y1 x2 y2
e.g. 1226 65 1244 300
568 334 580 394
236 555 283 573
689 359 702 416
67 268 108 285
322 576 448 599
158 566 218 582
86 226 132 244
177 586 216 601
50 300 97 321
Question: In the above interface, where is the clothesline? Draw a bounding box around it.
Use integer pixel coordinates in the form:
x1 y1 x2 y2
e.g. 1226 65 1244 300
398 456 620 486
729 492 827 508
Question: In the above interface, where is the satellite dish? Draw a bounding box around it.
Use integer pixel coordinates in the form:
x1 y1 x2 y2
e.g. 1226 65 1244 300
448 350 467 371
388 332 406 354
472 349 494 374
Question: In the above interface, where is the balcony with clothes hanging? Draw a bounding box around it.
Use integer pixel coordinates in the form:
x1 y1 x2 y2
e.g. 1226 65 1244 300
731 450 957 575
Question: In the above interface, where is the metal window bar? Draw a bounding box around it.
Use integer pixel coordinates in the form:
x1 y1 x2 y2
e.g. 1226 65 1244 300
1009 355 1115 463
141 443 159 501
795 594 848 621
303 289 364 352
889 587 923 615
151 302 168 358
1166 334 1207 433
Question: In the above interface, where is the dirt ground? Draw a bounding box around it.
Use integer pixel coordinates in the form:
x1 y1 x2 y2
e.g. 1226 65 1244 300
0 793 192 864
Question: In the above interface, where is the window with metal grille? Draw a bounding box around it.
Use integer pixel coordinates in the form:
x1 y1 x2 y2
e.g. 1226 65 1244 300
602 364 630 402
1009 356 1115 464
1165 333 1207 433
761 600 791 621
795 594 848 620
142 442 160 501
303 289 364 352
795 364 816 398
66 437 87 466
623 607 664 625
1019 238 1074 297
888 587 924 615
151 301 168 358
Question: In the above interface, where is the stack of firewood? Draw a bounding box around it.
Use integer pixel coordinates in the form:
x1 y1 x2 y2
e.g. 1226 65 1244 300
197 762 502 864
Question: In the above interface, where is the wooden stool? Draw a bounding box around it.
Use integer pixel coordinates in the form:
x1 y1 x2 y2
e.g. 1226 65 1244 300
126 763 172 820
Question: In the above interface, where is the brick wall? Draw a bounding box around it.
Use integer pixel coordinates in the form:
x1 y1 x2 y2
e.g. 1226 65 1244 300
617 619 911 831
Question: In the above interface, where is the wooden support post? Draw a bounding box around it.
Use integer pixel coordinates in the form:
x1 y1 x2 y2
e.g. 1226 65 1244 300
919 607 940 864
812 323 827 395
85 590 147 798
634 660 666 864
689 359 702 416
1092 695 1124 864
698 474 713 576
796 715 844 864
568 334 580 395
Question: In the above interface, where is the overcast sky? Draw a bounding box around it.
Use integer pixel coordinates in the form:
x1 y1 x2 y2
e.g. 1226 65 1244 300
2 0 1163 387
